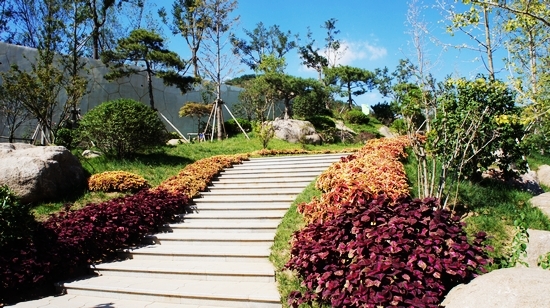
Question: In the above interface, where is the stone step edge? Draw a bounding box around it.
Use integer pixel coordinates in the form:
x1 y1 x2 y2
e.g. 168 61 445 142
59 281 280 305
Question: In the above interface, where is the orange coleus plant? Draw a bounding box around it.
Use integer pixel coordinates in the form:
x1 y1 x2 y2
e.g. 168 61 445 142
298 136 411 224
156 154 249 197
88 171 150 192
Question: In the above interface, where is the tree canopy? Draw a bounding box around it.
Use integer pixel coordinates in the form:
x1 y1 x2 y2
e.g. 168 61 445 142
102 28 196 109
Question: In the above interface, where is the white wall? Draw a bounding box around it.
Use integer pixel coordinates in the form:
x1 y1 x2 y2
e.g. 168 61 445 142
0 42 244 141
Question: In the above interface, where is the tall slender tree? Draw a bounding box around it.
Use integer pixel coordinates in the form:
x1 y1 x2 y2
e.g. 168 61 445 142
200 0 239 140
159 0 210 78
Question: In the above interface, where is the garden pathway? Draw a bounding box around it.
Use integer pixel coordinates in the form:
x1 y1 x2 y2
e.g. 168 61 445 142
8 153 346 308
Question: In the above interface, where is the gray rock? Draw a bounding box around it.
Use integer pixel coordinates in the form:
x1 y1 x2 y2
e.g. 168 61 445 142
334 120 356 134
441 267 550 308
520 229 550 268
0 143 86 203
166 139 188 146
378 125 397 138
82 149 102 158
529 192 550 218
271 118 322 144
537 164 550 187
518 171 544 195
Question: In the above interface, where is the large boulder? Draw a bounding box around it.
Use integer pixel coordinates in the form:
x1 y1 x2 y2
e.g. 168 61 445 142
0 143 86 203
271 118 322 145
441 267 550 308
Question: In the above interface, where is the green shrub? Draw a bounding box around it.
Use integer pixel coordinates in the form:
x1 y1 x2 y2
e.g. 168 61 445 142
306 116 335 131
54 127 78 149
391 118 407 134
344 109 370 125
0 185 36 247
224 118 252 136
78 99 167 158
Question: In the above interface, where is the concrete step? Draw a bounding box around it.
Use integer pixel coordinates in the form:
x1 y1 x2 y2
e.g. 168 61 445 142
245 153 347 163
210 176 317 184
161 220 280 233
192 195 296 203
208 181 312 189
219 166 328 175
119 244 271 262
214 170 321 179
94 259 275 283
199 187 304 196
182 210 287 220
5 294 235 308
145 231 275 246
186 203 290 211
228 161 335 170
60 276 281 308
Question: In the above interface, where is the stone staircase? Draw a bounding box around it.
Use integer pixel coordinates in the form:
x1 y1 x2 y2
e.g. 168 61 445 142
9 153 346 308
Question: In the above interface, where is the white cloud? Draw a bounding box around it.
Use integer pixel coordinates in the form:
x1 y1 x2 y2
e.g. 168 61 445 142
332 41 388 66
295 40 388 77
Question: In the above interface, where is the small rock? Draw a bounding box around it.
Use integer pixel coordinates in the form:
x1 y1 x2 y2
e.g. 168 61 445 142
82 150 102 158
166 139 188 146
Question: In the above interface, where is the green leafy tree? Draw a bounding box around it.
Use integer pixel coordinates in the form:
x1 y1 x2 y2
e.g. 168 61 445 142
237 76 278 122
0 0 67 145
179 101 212 132
231 22 297 71
84 0 116 59
0 84 31 142
293 79 330 118
430 77 526 187
441 0 505 81
159 0 210 78
371 102 396 125
324 65 376 109
298 18 345 80
78 98 167 158
102 28 196 110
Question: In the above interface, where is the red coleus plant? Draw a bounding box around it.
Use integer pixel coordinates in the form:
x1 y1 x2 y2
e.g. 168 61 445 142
286 194 491 308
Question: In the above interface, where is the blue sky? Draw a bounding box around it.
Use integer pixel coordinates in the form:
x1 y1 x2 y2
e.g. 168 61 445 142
161 0 504 106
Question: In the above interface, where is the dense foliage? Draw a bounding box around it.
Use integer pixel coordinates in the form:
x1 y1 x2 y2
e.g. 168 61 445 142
0 186 36 247
78 99 168 158
287 195 490 308
224 118 252 136
299 137 410 224
430 78 527 181
345 109 370 125
88 171 150 192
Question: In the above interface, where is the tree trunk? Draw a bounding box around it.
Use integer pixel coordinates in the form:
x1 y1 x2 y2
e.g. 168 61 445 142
146 62 155 109
483 6 495 81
